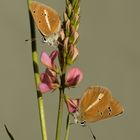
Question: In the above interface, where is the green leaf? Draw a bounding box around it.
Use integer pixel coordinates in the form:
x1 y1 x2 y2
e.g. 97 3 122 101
4 124 15 140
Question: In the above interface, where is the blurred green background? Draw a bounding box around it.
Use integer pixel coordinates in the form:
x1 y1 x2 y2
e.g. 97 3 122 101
0 0 139 140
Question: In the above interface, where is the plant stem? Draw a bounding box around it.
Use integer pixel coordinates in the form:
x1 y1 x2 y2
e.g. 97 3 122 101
55 57 66 140
64 114 70 140
55 88 64 140
27 1 48 140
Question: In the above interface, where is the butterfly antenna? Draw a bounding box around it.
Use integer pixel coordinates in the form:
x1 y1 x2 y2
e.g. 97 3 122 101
87 125 96 140
25 37 40 43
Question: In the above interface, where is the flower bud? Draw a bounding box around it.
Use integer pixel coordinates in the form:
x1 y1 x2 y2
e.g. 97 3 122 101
66 67 83 87
67 45 78 64
65 95 79 113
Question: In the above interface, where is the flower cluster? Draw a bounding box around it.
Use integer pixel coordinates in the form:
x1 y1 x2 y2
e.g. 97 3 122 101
39 50 59 93
39 50 83 93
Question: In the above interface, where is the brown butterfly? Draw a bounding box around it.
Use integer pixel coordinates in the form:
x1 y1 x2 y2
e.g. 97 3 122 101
66 86 124 125
29 1 61 46
66 86 124 139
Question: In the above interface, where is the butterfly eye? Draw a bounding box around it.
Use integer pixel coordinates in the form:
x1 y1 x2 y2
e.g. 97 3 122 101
80 121 86 127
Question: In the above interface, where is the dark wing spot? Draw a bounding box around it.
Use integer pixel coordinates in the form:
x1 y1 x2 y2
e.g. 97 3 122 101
100 112 103 115
108 106 112 112
33 10 36 13
39 20 41 23
42 13 46 16
47 14 50 18
108 112 111 115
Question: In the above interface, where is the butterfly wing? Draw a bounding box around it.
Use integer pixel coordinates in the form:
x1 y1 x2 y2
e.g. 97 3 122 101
86 97 124 123
29 1 61 37
79 86 124 123
78 86 112 122
97 97 124 120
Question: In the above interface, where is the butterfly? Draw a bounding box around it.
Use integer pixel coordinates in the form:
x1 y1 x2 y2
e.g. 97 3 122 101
29 1 61 46
66 86 124 139
66 86 124 126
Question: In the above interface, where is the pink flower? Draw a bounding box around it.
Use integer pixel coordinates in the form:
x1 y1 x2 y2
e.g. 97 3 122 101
65 96 79 113
39 69 59 93
66 67 83 87
41 50 58 70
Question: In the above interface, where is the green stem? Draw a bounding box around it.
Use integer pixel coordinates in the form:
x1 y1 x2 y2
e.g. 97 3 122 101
64 114 70 140
55 88 64 140
27 1 48 140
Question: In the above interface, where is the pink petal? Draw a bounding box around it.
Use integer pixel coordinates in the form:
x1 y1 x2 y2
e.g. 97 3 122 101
72 99 79 107
49 50 58 63
66 96 79 113
69 104 76 113
39 83 52 93
41 51 52 68
40 73 46 81
40 72 52 84
39 70 59 93
46 69 57 79
66 67 83 86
